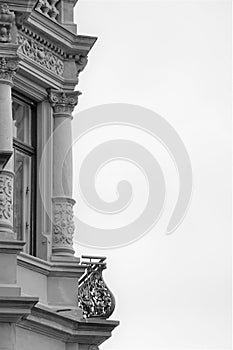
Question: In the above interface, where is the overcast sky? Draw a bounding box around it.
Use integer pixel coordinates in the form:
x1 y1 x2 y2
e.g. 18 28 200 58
73 1 231 349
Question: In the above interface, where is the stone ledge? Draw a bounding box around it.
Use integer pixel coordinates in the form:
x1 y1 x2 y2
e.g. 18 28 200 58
18 252 52 276
0 296 38 322
17 303 119 345
17 252 86 278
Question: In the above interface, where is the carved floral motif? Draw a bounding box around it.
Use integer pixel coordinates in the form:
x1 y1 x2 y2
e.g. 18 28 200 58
0 56 19 84
18 34 64 77
52 198 75 249
78 263 116 319
0 172 13 223
0 3 15 43
48 89 81 115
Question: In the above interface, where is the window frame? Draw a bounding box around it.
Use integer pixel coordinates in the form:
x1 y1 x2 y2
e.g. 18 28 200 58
12 91 37 256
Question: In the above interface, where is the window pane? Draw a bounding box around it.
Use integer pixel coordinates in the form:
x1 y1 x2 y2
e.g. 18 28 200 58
13 150 32 253
12 100 32 145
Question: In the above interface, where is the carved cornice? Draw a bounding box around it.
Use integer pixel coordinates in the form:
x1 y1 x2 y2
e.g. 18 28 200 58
0 54 19 85
19 27 90 79
48 89 81 116
0 3 15 43
20 25 66 58
18 33 64 77
26 10 97 55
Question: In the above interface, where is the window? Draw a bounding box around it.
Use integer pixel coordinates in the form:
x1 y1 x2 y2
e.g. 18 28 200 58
12 93 36 255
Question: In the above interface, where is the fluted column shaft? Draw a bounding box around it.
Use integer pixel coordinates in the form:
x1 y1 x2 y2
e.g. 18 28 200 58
48 89 81 257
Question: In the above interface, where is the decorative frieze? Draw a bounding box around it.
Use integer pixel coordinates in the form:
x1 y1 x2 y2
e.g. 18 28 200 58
0 3 15 43
0 171 13 233
35 0 59 21
18 34 64 77
48 89 81 116
78 257 116 319
0 55 19 85
52 197 75 256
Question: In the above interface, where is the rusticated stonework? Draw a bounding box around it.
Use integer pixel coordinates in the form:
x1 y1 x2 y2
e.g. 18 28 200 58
18 34 64 77
52 197 75 255
48 89 81 116
0 3 15 43
0 56 19 85
0 171 13 230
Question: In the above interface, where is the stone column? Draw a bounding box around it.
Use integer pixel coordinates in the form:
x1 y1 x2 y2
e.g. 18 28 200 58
48 89 81 257
0 48 19 239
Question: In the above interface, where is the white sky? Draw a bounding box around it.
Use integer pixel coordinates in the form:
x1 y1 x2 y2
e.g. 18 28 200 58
73 1 232 349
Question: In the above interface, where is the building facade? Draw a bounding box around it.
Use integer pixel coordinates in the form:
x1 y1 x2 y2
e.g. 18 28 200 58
0 1 118 349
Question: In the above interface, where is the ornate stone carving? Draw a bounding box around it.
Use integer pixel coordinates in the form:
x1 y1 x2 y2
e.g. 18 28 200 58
0 3 15 43
75 54 88 80
78 257 116 319
0 56 19 85
0 171 13 230
35 0 59 21
52 197 75 255
88 346 99 350
48 89 81 116
18 34 64 77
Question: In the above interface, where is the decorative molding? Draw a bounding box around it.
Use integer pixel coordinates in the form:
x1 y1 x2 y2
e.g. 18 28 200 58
20 26 66 58
48 89 81 116
18 34 64 77
52 197 76 256
0 240 25 253
0 170 14 231
0 55 19 85
78 258 116 319
0 3 15 43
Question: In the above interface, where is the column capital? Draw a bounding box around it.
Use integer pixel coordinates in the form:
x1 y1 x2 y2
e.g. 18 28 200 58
48 89 82 118
0 52 19 86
